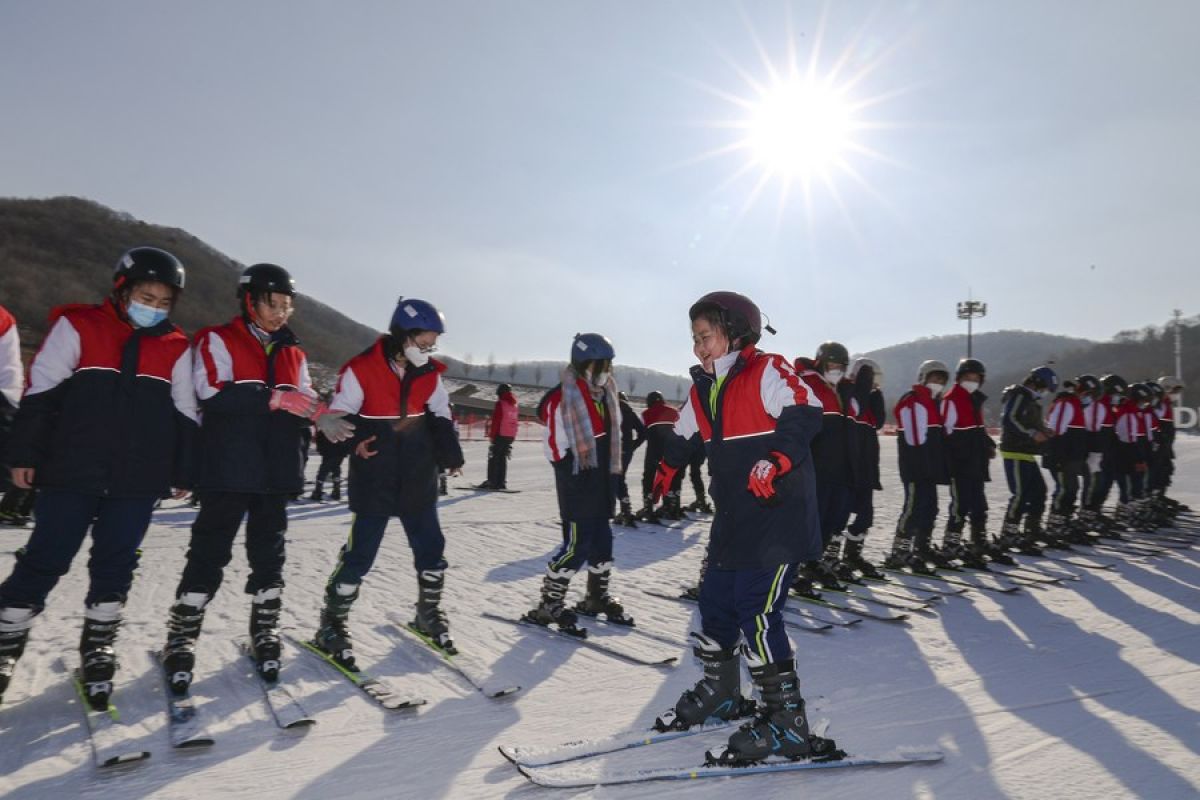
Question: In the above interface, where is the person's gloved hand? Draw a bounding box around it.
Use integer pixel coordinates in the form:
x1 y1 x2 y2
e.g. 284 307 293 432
1086 452 1103 474
269 389 319 419
748 451 793 500
316 409 356 442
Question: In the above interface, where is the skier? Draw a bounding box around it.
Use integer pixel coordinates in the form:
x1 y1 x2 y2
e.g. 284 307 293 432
639 391 683 522
938 358 1001 567
480 383 518 490
1 248 196 708
685 444 713 514
309 415 353 502
1151 376 1186 516
837 357 884 579
1044 379 1089 543
0 304 22 526
793 342 857 592
1111 382 1154 529
996 366 1058 554
160 263 345 693
524 332 631 632
614 390 646 527
647 290 837 765
883 360 949 572
311 297 464 664
1075 374 1109 535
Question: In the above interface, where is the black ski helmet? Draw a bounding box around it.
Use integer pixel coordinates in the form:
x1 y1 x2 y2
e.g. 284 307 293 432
238 263 296 300
815 341 850 369
1075 374 1101 395
956 358 986 380
497 383 512 396
113 247 186 292
688 291 763 348
1100 374 1128 396
1128 382 1154 405
646 390 665 406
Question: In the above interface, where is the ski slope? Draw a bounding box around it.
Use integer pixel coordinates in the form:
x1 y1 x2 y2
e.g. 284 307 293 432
0 436 1197 799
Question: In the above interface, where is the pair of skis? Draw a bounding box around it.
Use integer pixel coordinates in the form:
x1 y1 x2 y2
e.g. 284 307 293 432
499 718 942 787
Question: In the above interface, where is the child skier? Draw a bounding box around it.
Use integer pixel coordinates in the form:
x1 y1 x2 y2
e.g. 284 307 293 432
649 291 838 765
940 358 1002 567
1 248 196 707
1044 379 1089 543
639 390 682 522
524 333 631 632
884 360 949 572
837 357 884 579
480 382 518 490
614 390 646 526
311 297 464 663
161 263 345 693
996 366 1058 554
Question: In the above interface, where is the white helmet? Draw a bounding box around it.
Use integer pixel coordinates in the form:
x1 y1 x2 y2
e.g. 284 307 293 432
917 359 950 384
1157 375 1184 392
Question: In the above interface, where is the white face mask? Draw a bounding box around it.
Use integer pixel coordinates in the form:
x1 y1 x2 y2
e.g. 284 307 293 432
403 345 430 367
1169 392 1183 404
824 370 844 385
959 380 980 394
1036 389 1049 401
1081 395 1094 406
591 370 610 387
925 382 946 397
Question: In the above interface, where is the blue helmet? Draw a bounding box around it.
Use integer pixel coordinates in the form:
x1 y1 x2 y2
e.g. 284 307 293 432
570 332 615 365
1028 365 1058 394
390 297 445 335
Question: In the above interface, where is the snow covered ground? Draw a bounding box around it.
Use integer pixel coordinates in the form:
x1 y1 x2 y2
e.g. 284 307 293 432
1 437 1197 799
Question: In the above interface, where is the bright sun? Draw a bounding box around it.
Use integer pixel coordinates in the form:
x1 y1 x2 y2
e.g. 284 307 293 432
745 78 855 179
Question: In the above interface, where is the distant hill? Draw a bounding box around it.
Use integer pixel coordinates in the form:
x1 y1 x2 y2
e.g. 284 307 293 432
2 196 1192 420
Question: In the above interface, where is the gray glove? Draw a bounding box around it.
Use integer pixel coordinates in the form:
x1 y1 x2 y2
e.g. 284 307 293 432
316 411 356 443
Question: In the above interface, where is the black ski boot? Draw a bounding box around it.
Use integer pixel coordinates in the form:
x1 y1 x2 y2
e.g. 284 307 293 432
412 569 455 654
1019 514 1048 554
635 492 663 524
687 496 714 514
309 484 324 502
79 599 123 712
883 534 936 574
707 656 843 765
574 563 635 626
614 499 639 528
972 520 1014 565
162 591 210 696
523 567 585 636
663 492 686 520
249 587 283 682
655 633 754 731
0 605 37 704
331 479 342 501
801 558 846 591
314 582 360 670
839 536 884 580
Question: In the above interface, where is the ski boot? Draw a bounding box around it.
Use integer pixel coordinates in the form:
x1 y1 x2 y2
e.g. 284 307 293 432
0 606 37 704
249 587 283 682
412 569 455 654
331 479 342 501
162 591 210 696
79 599 123 712
801 557 847 591
1018 514 1048 554
314 582 360 670
636 493 661 525
573 563 635 626
687 496 714 514
523 567 585 636
706 656 843 766
883 546 936 575
663 492 686 521
614 499 639 528
655 633 755 732
309 484 324 502
839 537 884 580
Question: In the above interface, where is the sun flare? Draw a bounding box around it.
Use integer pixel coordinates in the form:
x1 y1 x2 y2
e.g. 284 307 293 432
745 78 855 179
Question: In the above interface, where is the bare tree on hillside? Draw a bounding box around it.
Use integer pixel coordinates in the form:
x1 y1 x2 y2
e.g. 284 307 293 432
534 363 544 386
507 361 518 381
486 353 496 381
462 352 473 378
626 373 638 395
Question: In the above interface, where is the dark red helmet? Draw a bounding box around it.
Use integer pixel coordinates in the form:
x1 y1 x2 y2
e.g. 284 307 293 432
689 291 763 347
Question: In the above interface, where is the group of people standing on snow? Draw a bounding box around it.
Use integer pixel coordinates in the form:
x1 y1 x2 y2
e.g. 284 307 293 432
0 249 1188 766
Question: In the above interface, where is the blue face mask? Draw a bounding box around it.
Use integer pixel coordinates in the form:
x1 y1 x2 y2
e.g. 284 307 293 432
127 301 168 328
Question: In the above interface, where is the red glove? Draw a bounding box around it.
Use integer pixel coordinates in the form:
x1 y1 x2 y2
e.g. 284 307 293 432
748 451 793 500
269 389 320 419
1134 461 1148 473
651 461 679 502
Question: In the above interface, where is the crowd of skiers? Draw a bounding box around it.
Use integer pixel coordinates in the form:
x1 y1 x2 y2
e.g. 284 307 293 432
0 250 1190 766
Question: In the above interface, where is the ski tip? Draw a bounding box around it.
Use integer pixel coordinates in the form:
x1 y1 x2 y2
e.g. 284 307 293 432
498 745 519 764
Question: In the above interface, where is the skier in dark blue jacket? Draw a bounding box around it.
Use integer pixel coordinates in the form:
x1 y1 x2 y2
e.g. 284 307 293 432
647 291 840 766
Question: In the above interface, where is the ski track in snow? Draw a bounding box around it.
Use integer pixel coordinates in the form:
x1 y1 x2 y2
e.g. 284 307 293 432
1 438 1198 799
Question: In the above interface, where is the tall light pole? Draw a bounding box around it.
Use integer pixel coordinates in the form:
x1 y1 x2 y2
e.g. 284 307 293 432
957 296 988 358
1173 308 1183 379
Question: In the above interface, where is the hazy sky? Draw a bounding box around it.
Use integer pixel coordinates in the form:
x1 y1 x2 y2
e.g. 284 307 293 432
2 1 1197 373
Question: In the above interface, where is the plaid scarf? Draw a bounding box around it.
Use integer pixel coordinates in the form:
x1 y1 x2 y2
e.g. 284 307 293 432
560 365 623 475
